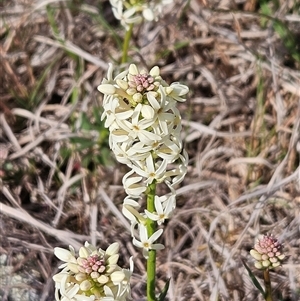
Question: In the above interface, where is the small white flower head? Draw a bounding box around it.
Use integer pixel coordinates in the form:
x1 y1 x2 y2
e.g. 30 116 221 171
133 224 165 258
250 234 285 270
109 0 174 29
53 242 132 301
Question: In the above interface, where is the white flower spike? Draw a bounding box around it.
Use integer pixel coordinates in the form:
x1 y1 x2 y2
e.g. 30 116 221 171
98 63 188 258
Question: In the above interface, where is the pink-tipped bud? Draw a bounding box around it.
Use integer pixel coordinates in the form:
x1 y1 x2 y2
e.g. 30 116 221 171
250 234 285 270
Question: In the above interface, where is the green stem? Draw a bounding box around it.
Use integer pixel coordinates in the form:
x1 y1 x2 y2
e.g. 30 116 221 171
147 181 157 301
264 269 272 301
121 23 133 64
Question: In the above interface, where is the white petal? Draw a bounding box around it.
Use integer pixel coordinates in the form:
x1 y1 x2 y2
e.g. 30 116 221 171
107 254 119 265
144 210 159 221
154 196 164 213
149 228 163 243
145 154 155 173
151 243 165 250
111 271 125 283
147 92 160 110
79 246 89 258
54 247 76 263
98 84 116 95
139 224 149 242
141 104 155 119
106 242 119 256
129 64 139 75
149 66 160 77
132 237 143 249
143 7 155 21
123 174 143 187
103 284 114 297
52 272 70 283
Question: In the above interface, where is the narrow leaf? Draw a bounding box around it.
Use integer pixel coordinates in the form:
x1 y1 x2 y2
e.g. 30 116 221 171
241 259 265 297
156 278 171 301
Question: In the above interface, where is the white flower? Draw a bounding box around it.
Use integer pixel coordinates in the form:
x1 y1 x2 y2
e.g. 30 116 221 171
111 141 151 166
115 104 161 145
54 278 95 301
102 97 133 129
146 88 176 135
164 150 189 187
131 154 168 184
122 170 147 197
110 0 142 30
109 0 174 29
54 246 79 273
165 82 189 102
110 128 134 144
144 194 175 225
122 196 146 224
101 257 134 301
133 224 165 258
100 63 128 86
155 136 181 162
98 63 128 109
110 142 133 166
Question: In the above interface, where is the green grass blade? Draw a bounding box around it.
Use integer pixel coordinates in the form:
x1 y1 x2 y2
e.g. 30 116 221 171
156 278 171 301
241 259 265 297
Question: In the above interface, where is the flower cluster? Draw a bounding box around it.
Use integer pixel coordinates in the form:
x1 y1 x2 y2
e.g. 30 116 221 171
53 242 133 301
98 64 188 257
250 234 285 270
109 0 173 29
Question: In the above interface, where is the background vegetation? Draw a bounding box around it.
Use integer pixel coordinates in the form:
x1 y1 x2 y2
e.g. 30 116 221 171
0 0 299 300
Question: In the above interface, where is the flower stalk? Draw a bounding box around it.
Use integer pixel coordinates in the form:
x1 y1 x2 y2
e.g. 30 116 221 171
147 249 157 301
146 181 157 301
263 269 272 301
121 23 133 64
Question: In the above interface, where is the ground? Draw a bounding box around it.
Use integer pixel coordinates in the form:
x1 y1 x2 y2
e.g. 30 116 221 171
0 0 299 300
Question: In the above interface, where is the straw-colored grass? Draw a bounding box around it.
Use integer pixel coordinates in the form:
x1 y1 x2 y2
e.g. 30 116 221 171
1 0 299 300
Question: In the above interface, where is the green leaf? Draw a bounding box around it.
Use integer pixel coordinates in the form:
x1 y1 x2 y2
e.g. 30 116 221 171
79 113 93 131
241 259 265 297
69 137 95 150
156 278 171 301
273 20 300 63
93 107 103 124
260 3 271 27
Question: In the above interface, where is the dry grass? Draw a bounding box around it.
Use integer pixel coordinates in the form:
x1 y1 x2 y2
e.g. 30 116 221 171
0 0 300 300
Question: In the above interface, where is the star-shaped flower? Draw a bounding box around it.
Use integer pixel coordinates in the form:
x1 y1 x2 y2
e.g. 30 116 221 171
131 154 168 184
144 194 175 225
132 224 164 258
